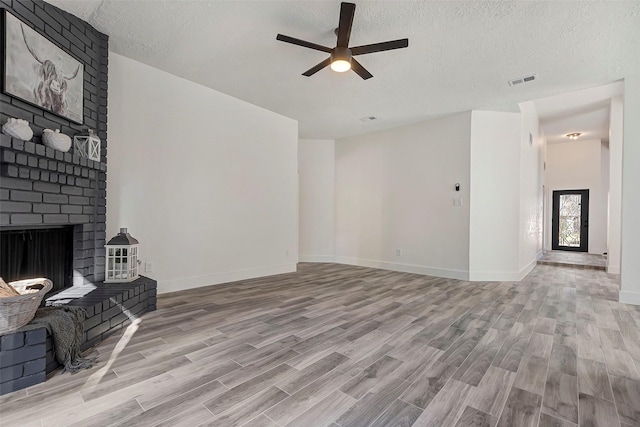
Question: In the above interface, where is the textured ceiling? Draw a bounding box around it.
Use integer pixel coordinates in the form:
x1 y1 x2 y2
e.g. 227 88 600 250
47 0 640 140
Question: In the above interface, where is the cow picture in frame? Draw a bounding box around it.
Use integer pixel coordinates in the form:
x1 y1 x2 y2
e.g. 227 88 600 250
3 10 84 124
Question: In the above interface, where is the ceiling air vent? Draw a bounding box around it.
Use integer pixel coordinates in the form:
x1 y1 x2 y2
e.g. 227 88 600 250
359 116 379 122
509 74 536 86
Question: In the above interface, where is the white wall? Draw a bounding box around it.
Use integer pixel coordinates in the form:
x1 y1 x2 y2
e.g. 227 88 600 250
468 111 521 280
519 102 545 273
107 53 298 294
334 112 471 280
545 139 608 254
608 96 623 274
620 75 640 304
298 139 335 262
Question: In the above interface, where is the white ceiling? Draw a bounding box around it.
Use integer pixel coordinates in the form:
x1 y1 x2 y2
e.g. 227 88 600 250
47 0 640 140
535 81 624 144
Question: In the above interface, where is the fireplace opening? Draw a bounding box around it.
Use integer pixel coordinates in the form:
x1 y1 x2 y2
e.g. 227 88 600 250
0 226 74 295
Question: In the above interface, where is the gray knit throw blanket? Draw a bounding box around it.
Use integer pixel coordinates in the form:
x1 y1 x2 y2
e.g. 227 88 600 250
20 306 96 373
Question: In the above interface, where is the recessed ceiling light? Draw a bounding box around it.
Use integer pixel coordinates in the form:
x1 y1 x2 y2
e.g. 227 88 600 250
566 133 582 140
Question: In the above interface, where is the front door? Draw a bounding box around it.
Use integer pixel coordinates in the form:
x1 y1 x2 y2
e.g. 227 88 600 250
552 189 589 252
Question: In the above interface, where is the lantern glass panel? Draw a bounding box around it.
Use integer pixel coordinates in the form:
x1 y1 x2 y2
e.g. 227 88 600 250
88 139 100 161
109 248 114 256
122 248 128 256
74 137 88 158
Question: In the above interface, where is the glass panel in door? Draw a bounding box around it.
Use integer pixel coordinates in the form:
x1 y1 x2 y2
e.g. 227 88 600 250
558 194 582 247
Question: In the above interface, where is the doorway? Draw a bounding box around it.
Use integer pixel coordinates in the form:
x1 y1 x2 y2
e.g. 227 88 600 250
552 189 589 252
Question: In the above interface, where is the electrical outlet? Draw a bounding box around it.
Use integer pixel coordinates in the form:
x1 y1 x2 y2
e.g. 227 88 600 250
396 249 402 256
145 262 153 272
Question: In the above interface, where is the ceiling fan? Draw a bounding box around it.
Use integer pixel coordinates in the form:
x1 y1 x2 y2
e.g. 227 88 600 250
276 2 409 80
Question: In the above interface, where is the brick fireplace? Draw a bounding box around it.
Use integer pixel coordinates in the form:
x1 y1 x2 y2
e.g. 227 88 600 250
0 155 107 286
1 0 109 285
0 0 156 396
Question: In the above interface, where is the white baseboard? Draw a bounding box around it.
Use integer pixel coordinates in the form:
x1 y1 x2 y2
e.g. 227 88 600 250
469 271 518 282
607 265 620 274
468 257 537 282
333 256 469 280
519 257 538 280
620 290 640 306
299 255 335 263
157 263 297 294
469 271 521 282
588 249 608 256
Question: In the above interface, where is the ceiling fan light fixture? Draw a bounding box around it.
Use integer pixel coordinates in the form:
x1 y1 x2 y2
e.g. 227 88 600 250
330 47 352 72
276 2 408 79
331 59 351 72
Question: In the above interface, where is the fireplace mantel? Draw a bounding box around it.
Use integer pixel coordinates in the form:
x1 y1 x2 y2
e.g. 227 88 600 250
1 134 105 182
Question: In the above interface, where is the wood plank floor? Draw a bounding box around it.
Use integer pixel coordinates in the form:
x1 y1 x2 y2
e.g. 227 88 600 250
0 263 635 426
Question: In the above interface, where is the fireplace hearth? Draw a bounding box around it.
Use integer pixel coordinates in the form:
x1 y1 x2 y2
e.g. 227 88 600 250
0 276 157 396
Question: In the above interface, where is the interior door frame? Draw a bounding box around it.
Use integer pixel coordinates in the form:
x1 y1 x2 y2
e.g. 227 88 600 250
551 189 589 252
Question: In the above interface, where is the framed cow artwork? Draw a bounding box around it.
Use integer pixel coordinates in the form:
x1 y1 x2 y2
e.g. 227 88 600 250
2 10 84 124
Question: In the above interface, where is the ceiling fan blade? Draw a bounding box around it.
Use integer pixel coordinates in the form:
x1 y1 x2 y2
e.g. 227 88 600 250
350 58 373 80
276 34 332 53
302 58 332 76
351 38 409 56
336 2 356 48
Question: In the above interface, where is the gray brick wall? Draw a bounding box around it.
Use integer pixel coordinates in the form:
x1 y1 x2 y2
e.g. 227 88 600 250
0 329 47 395
0 0 109 284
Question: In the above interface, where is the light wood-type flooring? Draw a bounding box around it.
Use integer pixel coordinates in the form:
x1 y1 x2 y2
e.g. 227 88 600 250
0 263 636 426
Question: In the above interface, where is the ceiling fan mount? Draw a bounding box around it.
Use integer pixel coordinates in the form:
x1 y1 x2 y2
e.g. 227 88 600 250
276 2 409 80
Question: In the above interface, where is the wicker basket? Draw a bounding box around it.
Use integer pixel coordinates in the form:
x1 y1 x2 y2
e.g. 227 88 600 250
0 278 52 335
